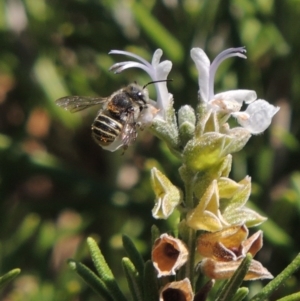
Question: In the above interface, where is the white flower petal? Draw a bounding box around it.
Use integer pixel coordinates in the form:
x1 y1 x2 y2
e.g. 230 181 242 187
109 61 154 76
214 90 257 105
191 48 210 103
210 47 247 77
109 49 152 67
246 99 280 118
210 98 242 112
155 60 172 79
209 47 247 101
152 49 163 67
153 61 172 114
232 99 280 134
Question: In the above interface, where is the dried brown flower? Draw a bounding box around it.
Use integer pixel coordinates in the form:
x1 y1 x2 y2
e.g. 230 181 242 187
159 278 194 301
152 234 188 277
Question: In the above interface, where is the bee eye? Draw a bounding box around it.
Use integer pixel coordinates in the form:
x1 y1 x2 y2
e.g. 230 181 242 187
137 92 145 100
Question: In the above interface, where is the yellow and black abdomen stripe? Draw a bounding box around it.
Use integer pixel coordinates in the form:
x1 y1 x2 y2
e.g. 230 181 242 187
92 114 122 146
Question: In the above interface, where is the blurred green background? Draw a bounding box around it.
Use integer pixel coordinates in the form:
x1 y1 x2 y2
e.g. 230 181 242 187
0 0 300 300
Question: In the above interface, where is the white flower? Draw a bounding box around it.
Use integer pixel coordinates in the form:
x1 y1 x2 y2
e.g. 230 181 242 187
231 99 280 134
191 47 279 134
109 49 172 119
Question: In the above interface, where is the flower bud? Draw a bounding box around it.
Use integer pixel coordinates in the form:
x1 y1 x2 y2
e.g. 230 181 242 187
178 105 196 145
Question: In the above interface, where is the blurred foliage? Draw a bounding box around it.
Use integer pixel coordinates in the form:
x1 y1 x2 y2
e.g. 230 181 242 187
0 0 300 300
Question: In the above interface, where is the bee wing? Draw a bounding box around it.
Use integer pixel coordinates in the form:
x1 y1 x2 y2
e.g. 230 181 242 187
121 111 138 147
55 96 108 113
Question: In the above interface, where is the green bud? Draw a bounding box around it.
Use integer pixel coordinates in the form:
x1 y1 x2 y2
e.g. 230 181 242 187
151 101 181 157
178 105 196 146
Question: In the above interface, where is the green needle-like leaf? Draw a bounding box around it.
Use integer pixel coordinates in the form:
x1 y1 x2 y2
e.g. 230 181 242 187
122 257 143 301
276 292 300 301
5 214 40 256
250 253 300 301
122 235 145 279
232 287 249 301
87 237 127 301
0 268 21 289
216 254 252 301
143 260 159 301
68 260 113 301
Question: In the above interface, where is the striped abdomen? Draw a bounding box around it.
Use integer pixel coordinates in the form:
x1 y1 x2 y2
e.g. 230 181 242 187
91 114 122 146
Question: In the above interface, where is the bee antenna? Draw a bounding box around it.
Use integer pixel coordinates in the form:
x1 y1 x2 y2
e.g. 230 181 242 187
143 79 173 89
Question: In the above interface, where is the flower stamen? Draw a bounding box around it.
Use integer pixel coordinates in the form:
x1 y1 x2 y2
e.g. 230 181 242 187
209 47 247 101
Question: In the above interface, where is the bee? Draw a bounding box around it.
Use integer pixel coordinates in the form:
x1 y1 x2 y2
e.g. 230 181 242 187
55 80 170 151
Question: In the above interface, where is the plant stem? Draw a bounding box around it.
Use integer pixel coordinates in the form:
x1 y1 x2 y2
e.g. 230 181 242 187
182 167 197 286
185 175 194 209
184 227 196 288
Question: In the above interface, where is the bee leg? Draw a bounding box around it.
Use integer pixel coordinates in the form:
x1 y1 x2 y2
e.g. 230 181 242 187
139 104 148 111
121 144 128 155
135 121 144 131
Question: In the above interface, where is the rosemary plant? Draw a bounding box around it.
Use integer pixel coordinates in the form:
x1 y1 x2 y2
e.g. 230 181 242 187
67 47 300 301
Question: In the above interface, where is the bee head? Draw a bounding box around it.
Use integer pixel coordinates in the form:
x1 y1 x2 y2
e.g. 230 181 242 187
125 79 172 105
125 83 148 104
